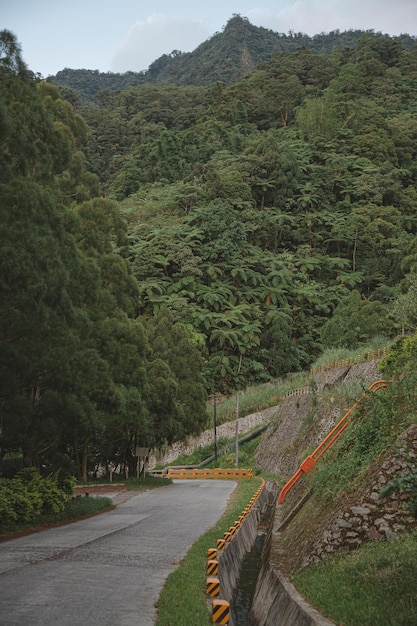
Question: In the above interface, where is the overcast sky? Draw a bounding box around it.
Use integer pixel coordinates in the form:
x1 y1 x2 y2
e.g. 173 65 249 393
2 0 417 77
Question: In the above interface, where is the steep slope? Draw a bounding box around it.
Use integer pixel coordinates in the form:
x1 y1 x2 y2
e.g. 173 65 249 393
251 357 417 624
255 360 381 477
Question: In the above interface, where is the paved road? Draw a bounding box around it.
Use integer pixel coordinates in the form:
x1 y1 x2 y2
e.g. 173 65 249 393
0 480 237 625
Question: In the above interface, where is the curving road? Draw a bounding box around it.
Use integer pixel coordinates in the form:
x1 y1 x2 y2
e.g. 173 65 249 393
0 479 237 626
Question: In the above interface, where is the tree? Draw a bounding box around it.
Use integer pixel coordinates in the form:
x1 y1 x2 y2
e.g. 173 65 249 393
0 30 27 76
143 308 208 448
390 271 417 336
321 290 395 348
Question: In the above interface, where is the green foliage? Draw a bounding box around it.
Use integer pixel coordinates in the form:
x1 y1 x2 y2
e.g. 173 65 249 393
0 39 164 481
143 307 208 446
0 469 66 526
312 365 417 500
294 529 417 626
321 290 395 348
60 496 112 521
47 19 416 100
19 468 67 514
4 21 417 483
379 335 417 377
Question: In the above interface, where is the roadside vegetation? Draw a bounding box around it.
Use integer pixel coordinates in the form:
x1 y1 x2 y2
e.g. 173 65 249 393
0 474 170 538
155 477 263 626
294 530 417 626
1 338 416 624
210 337 389 427
281 336 417 626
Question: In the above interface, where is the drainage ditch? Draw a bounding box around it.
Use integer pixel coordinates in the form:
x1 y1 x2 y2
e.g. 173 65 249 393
232 530 267 625
232 490 277 625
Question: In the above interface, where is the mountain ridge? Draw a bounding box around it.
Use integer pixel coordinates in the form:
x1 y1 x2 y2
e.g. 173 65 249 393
47 15 417 100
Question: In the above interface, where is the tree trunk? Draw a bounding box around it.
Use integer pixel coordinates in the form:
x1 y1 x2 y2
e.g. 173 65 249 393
82 438 88 482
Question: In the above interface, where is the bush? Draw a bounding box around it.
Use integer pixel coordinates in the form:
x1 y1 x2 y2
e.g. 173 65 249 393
19 468 66 515
0 468 67 526
0 484 18 525
0 479 42 523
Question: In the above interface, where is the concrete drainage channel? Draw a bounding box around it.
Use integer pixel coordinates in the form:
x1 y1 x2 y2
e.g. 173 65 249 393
206 479 278 625
208 480 336 626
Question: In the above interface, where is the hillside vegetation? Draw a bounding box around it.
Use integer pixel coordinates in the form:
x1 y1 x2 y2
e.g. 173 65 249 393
2 20 417 491
270 336 417 625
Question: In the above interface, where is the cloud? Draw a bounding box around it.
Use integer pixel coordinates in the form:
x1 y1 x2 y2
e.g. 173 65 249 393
111 13 210 73
248 0 417 36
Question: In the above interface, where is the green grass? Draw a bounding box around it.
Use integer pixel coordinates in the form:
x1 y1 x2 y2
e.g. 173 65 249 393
293 530 417 626
126 475 171 490
209 338 391 428
310 336 390 372
310 376 416 501
165 431 265 471
155 477 263 626
210 374 308 426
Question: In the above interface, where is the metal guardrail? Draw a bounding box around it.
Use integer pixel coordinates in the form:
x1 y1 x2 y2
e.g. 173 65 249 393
277 380 390 504
166 468 253 479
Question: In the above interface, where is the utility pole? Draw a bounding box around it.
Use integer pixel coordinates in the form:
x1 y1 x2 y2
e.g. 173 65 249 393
209 394 225 460
235 353 243 468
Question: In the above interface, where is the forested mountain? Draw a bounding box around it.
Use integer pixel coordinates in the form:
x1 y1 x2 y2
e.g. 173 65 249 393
2 24 417 482
48 15 417 100
76 30 417 393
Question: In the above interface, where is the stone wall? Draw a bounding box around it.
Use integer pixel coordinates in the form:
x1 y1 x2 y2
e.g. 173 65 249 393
255 359 381 477
149 359 382 472
148 406 278 468
302 423 417 568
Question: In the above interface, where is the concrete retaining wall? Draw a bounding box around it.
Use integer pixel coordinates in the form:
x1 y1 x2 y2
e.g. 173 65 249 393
250 562 336 626
148 407 278 469
209 481 277 625
250 509 336 626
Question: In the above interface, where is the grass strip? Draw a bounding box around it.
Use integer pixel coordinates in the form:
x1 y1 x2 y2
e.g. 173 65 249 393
155 477 263 626
293 530 417 626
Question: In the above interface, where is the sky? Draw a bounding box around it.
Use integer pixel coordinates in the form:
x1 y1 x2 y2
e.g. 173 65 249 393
2 0 417 77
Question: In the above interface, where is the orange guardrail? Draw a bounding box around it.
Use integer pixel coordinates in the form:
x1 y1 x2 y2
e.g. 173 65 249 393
166 468 253 479
277 380 390 504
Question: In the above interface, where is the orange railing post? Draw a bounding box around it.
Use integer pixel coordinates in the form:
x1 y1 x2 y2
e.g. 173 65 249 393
277 380 389 504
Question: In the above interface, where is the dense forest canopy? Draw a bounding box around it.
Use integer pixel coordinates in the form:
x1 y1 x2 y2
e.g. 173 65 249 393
2 17 417 480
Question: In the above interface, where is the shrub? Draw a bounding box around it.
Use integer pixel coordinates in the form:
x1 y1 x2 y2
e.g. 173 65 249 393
0 484 18 525
16 468 66 515
0 479 42 523
0 468 67 526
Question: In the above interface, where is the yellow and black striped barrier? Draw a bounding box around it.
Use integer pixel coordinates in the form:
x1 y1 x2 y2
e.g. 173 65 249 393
165 468 253 479
206 576 220 598
212 599 230 624
207 559 219 576
216 538 225 551
206 478 265 624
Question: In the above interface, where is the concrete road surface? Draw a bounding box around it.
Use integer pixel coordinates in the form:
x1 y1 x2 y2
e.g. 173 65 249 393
0 479 237 625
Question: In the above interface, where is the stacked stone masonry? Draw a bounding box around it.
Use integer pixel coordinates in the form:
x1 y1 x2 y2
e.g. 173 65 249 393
302 423 417 568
